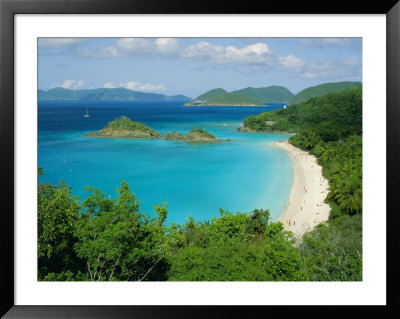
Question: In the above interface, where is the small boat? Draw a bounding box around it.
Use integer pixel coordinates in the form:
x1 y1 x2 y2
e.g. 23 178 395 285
84 106 90 118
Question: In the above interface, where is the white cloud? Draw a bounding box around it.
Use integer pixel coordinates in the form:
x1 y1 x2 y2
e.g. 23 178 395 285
39 38 88 48
103 82 115 88
341 56 361 67
154 38 180 54
298 38 352 47
76 38 273 66
181 41 272 64
103 81 166 92
78 38 179 58
279 54 306 69
70 38 361 80
52 79 85 89
181 41 224 60
123 81 166 92
117 38 153 53
221 43 271 63
297 57 362 80
301 72 317 79
78 46 119 58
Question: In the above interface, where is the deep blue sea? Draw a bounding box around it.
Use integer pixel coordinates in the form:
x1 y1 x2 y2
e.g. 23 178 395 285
38 100 293 224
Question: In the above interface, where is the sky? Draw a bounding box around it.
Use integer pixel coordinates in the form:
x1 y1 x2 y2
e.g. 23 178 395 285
38 37 362 98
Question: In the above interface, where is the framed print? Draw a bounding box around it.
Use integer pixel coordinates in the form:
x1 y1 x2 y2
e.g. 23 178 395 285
1 0 399 318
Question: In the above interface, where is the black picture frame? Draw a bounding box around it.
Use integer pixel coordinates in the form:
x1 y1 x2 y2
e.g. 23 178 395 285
1 0 399 318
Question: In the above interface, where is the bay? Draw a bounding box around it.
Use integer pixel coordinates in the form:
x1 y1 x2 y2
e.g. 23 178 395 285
38 100 293 224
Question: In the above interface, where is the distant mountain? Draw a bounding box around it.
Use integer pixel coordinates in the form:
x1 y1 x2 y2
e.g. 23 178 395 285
38 87 191 101
191 86 293 106
290 81 362 105
196 88 228 101
230 86 294 103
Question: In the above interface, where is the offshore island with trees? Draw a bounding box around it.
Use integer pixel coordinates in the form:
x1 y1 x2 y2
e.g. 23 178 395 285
84 116 229 143
38 85 362 282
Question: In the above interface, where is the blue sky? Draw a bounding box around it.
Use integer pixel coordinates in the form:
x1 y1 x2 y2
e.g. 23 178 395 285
38 37 362 98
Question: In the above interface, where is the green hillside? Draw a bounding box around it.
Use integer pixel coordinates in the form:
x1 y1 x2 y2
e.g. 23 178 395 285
38 87 191 101
207 93 263 106
240 87 363 280
241 87 362 136
231 86 294 103
196 88 228 101
290 81 362 104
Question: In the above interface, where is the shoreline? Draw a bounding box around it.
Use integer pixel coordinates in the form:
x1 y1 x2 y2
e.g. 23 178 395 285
274 141 331 237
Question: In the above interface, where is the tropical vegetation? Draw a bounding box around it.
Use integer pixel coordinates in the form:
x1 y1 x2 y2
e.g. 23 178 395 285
240 87 363 280
38 87 363 281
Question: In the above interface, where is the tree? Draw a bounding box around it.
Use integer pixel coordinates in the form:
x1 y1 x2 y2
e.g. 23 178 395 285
74 181 170 281
38 169 82 280
297 215 362 281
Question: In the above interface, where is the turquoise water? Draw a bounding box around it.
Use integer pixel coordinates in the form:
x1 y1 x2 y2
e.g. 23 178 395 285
38 101 293 224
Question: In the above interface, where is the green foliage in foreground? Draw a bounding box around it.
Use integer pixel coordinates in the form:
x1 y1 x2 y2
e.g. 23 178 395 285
168 211 307 281
298 214 362 281
38 172 310 281
38 166 362 281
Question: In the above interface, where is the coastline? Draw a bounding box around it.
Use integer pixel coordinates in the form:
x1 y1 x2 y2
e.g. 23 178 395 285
274 141 331 237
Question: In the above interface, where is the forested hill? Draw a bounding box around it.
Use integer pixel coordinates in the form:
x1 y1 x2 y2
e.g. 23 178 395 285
193 85 294 104
241 87 362 139
38 87 191 101
231 86 294 103
205 93 263 106
196 88 228 101
290 81 362 105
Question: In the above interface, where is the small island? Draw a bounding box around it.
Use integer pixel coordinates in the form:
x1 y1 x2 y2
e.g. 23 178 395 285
84 116 228 144
84 116 162 139
165 128 229 143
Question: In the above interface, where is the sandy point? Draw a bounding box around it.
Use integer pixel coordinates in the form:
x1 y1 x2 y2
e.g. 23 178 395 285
274 140 331 237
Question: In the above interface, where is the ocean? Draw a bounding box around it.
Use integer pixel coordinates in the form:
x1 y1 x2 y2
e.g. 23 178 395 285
38 100 293 224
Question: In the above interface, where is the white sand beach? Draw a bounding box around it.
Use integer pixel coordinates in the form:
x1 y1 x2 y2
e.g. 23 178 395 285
275 141 331 237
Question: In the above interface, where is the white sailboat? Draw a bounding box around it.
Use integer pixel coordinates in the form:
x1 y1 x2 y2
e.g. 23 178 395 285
84 106 89 118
